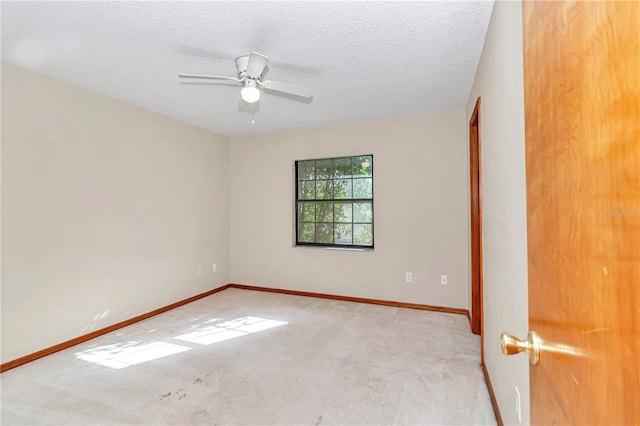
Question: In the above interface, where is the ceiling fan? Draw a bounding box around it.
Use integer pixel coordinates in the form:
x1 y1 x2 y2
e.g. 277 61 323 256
178 52 313 104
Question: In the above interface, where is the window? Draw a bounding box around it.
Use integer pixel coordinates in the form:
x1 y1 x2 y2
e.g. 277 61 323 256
295 155 373 248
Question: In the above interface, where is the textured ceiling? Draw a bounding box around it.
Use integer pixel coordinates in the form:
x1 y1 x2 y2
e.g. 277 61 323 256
1 1 494 137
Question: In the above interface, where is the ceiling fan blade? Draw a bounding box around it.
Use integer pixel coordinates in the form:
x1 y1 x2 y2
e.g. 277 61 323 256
262 80 313 98
178 74 241 83
246 52 269 78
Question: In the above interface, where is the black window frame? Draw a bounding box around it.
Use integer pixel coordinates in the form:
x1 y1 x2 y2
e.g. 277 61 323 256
295 154 374 249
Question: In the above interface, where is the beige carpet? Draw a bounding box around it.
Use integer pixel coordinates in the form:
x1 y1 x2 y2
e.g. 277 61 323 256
0 288 496 425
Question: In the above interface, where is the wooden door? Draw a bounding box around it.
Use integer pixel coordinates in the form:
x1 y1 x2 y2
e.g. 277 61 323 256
523 1 639 424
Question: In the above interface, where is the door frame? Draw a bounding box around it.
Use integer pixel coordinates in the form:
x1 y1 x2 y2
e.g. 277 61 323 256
469 97 483 352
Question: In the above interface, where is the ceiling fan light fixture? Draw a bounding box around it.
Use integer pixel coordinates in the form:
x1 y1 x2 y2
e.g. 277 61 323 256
241 81 260 103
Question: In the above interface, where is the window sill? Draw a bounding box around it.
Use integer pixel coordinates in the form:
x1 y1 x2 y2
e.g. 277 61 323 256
325 246 372 252
295 244 374 252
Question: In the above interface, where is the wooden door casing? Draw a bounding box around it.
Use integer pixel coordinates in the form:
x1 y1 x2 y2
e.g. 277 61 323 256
470 97 483 339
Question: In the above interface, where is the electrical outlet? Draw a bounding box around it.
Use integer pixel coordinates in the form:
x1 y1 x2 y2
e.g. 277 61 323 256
197 266 202 276
515 386 522 423
405 272 413 283
212 263 217 272
440 274 448 285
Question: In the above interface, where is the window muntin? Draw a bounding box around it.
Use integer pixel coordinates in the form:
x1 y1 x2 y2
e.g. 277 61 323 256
295 155 373 248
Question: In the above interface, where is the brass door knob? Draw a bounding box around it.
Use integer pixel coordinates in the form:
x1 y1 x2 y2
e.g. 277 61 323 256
500 331 541 365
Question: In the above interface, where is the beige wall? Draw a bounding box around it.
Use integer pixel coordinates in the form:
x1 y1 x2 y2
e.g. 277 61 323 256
466 1 530 424
229 110 470 310
1 63 230 362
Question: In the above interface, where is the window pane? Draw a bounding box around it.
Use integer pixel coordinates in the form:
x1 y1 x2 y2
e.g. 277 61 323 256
333 157 352 178
315 180 334 199
353 178 372 199
334 224 353 245
315 202 334 222
315 159 333 179
334 203 353 223
353 156 372 177
353 224 373 246
332 179 352 199
298 223 315 243
353 202 372 223
298 181 315 200
298 160 315 181
298 202 316 223
316 223 333 244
